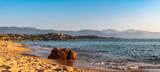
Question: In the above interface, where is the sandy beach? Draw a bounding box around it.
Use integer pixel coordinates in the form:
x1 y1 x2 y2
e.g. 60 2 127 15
0 41 118 72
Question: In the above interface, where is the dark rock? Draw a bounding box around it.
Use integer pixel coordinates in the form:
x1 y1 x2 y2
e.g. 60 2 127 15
48 48 78 60
48 48 68 59
63 48 69 54
67 50 79 60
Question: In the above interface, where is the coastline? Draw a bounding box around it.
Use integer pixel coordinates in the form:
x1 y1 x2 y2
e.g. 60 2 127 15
13 40 160 72
0 41 116 72
2 41 159 72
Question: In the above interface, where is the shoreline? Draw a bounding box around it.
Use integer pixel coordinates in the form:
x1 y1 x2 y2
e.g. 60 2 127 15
14 41 160 72
20 43 121 72
0 41 116 72
1 41 158 72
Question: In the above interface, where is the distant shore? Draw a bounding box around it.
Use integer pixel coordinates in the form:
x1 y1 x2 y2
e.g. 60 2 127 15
0 33 119 41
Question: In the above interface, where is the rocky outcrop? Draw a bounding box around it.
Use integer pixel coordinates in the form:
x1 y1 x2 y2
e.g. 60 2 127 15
67 50 78 60
48 48 78 60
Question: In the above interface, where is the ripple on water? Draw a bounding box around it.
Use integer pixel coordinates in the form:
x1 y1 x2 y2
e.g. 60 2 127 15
16 39 160 71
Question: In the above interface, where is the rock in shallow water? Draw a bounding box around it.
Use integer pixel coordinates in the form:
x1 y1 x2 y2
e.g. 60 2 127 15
48 48 78 60
67 50 78 60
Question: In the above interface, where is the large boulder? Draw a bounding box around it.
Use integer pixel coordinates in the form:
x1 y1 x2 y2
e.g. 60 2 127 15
48 48 78 60
67 50 78 60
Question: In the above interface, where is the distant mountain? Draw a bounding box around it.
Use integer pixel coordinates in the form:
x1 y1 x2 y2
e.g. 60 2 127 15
102 29 118 34
107 29 160 38
1 27 160 38
123 29 149 33
0 27 57 34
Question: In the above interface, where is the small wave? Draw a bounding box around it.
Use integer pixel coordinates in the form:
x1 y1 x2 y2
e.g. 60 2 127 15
16 40 160 71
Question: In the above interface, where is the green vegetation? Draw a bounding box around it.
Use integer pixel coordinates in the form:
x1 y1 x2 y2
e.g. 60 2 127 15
0 33 118 41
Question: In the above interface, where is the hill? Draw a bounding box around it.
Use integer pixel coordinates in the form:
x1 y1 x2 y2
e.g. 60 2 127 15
1 27 160 38
0 33 114 41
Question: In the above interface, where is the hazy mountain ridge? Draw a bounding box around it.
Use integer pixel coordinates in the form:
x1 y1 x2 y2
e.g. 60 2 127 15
0 27 160 38
0 27 56 34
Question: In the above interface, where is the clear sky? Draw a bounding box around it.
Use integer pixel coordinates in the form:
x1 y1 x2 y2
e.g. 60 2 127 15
0 0 160 32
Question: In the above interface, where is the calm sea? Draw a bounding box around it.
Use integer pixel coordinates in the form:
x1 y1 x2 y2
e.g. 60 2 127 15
16 39 160 71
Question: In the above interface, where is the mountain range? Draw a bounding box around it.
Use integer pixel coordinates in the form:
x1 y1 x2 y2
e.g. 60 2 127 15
0 27 160 38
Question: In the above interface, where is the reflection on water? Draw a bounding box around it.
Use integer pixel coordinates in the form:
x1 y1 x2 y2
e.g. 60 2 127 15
56 59 76 67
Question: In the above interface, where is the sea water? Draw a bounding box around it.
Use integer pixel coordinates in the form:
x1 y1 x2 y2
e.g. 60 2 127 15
16 39 160 71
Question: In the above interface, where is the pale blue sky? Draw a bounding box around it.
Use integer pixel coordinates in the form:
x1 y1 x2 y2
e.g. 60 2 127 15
0 0 160 32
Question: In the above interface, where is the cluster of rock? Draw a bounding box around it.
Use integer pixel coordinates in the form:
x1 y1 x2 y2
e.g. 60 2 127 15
48 48 79 60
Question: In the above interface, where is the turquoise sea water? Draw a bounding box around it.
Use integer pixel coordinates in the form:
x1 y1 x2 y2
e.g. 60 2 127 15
16 39 160 71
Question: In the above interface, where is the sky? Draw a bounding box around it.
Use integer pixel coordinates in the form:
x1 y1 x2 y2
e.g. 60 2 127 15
0 0 160 32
